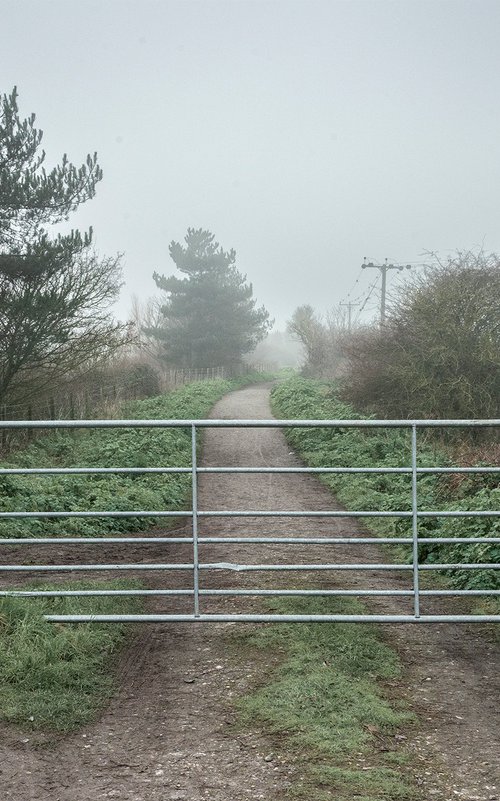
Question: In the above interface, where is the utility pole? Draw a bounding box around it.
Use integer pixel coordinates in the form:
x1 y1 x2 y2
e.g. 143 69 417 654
361 258 412 325
340 301 360 332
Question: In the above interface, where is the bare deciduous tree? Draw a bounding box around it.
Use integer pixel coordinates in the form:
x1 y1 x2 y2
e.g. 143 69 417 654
287 304 348 378
0 251 130 404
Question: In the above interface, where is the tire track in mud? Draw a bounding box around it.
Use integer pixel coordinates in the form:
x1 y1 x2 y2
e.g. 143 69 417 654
1 382 499 801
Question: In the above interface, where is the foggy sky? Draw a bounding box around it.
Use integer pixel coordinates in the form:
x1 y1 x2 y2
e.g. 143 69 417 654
2 0 500 329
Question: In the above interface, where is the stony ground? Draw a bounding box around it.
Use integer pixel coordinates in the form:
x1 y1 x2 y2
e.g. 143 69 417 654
1 383 498 800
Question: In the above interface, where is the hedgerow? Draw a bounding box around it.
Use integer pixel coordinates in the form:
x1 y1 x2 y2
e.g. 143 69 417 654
271 376 499 590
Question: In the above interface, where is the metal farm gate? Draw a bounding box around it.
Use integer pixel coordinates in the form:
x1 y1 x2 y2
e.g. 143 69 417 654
0 418 499 624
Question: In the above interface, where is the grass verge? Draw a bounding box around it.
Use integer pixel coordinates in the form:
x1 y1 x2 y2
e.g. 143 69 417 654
270 376 499 596
0 373 276 540
233 596 417 800
0 580 144 731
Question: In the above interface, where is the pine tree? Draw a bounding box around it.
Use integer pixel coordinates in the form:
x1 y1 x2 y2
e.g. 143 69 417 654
0 87 102 272
0 87 127 403
151 228 272 368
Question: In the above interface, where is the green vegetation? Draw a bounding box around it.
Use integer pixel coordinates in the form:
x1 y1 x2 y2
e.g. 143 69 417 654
341 251 500 420
287 303 344 378
148 227 272 369
0 581 143 731
0 374 277 732
0 87 129 408
271 376 499 591
235 596 417 801
0 376 271 540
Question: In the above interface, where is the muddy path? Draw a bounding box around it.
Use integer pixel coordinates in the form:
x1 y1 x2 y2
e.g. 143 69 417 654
1 382 499 801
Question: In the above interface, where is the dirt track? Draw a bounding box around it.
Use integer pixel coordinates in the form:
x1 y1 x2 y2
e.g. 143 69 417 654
1 383 499 800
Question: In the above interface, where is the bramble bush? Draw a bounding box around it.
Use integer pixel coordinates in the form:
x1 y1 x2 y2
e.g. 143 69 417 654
340 252 500 421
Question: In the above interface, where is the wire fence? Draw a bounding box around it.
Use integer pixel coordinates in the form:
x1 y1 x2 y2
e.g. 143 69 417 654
0 362 274 453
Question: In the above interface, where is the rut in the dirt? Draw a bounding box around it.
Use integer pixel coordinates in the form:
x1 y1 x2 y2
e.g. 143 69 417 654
1 382 499 801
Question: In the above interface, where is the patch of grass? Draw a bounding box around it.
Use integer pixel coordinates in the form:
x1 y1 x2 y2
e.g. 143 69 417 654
0 581 144 731
291 765 416 801
234 596 417 800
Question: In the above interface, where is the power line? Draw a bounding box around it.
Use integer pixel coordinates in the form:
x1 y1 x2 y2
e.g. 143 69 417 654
354 274 380 325
346 266 364 296
337 266 365 309
361 258 412 325
339 300 360 332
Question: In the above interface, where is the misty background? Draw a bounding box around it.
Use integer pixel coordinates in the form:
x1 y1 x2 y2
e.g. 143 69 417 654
2 0 500 331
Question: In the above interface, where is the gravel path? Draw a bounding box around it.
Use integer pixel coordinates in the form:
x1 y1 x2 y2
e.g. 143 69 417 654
1 382 499 801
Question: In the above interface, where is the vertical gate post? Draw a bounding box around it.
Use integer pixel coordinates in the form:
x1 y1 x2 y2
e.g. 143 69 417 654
411 424 421 618
191 423 200 617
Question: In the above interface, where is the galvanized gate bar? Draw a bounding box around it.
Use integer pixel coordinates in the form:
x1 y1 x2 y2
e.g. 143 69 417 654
3 588 499 598
2 536 499 545
2 418 500 427
0 417 499 623
411 425 420 617
43 614 500 623
3 465 500 475
1 561 497 572
191 423 200 617
2 509 500 519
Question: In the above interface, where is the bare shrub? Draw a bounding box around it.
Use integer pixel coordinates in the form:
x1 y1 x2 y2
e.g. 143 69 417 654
340 251 500 420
